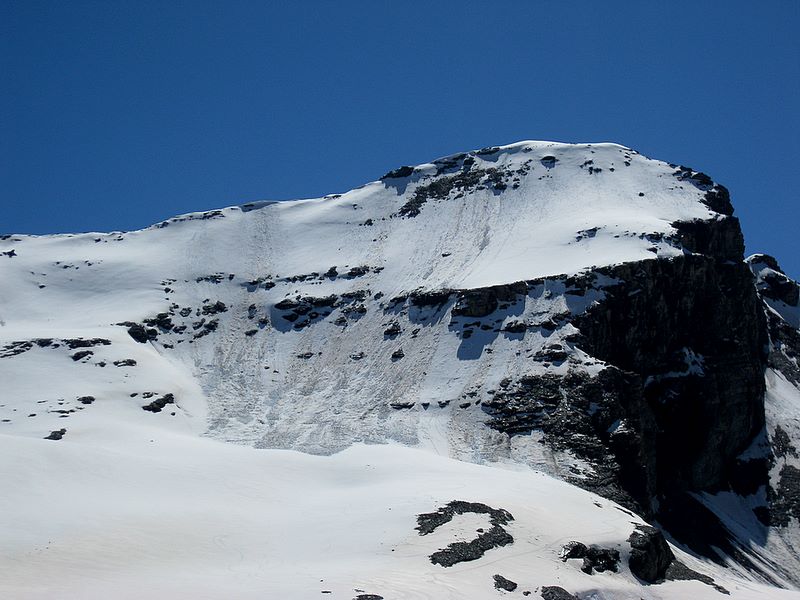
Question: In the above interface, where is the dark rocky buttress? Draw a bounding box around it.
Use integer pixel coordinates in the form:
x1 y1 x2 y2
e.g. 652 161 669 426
461 211 773 573
574 248 768 505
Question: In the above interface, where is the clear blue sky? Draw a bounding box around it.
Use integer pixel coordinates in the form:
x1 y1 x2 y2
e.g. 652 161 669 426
2 1 798 278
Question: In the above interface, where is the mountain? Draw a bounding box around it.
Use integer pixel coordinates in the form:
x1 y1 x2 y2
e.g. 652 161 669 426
1 141 799 600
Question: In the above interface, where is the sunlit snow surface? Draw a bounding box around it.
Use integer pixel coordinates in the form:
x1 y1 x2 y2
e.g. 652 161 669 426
1 141 797 598
1 436 794 600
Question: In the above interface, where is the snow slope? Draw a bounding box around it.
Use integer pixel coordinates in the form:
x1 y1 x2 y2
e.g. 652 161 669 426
1 141 795 599
1 431 790 600
0 141 720 454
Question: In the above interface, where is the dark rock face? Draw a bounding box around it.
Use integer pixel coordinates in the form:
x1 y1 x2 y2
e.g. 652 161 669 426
767 464 800 527
381 165 414 179
144 312 174 331
671 215 744 261
627 525 674 582
581 546 620 574
757 270 799 306
574 252 767 506
64 338 111 349
484 368 652 510
773 425 798 459
671 166 733 216
445 210 771 575
452 282 527 318
559 541 587 561
127 323 156 343
743 256 800 542
408 289 453 308
748 254 800 386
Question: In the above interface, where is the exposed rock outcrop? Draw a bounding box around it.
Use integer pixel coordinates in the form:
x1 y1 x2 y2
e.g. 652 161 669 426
627 525 674 583
574 252 768 508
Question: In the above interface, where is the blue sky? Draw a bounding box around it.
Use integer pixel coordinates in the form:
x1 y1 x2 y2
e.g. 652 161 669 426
2 1 798 278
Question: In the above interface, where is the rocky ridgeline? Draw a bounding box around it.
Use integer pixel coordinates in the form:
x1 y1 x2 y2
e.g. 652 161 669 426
745 256 800 537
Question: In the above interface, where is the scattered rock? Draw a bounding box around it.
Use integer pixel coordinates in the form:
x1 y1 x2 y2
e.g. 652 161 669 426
383 322 402 337
559 541 587 561
64 338 111 349
493 574 517 591
201 301 227 315
389 401 414 409
580 545 620 574
142 393 176 413
44 428 66 440
429 526 513 567
417 500 513 535
666 560 729 594
397 165 509 217
144 313 174 331
417 500 514 567
540 587 578 600
127 324 156 343
503 320 527 333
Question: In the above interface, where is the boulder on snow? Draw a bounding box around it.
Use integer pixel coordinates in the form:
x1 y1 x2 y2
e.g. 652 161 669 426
627 525 675 583
540 586 578 600
493 574 517 591
44 428 66 440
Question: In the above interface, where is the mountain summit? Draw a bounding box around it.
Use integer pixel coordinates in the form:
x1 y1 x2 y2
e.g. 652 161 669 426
2 141 799 599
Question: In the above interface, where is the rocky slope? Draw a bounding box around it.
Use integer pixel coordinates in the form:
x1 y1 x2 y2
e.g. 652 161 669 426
1 141 799 599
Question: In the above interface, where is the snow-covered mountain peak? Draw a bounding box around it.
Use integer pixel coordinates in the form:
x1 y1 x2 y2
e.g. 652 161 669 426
4 141 798 599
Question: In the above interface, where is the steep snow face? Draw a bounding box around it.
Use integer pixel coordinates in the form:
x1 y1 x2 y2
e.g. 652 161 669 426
0 141 720 327
0 141 727 454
